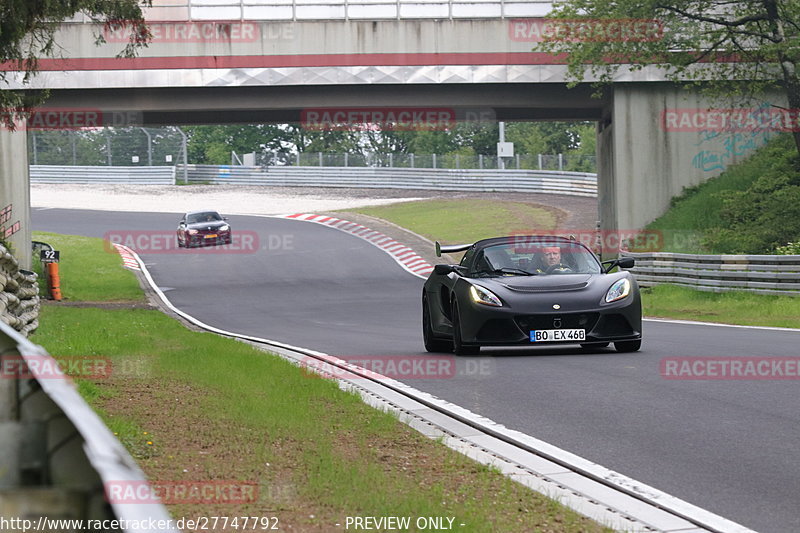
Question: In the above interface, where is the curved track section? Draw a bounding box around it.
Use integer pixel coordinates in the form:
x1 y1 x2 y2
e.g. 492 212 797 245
34 208 800 533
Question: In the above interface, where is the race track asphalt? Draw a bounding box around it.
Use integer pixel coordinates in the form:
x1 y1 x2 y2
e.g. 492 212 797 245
34 207 800 533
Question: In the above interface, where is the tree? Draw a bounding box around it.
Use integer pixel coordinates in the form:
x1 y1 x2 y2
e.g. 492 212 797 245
537 0 800 155
0 0 151 129
184 125 295 164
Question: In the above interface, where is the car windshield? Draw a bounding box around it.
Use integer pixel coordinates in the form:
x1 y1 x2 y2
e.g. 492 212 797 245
187 212 222 224
470 240 602 276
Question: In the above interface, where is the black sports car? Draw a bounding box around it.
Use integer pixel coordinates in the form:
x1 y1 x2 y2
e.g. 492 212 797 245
422 236 642 355
176 210 232 248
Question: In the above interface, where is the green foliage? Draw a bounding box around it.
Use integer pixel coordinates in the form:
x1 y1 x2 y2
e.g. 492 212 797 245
184 124 296 164
0 0 150 128
537 0 799 105
648 134 800 254
776 241 800 255
706 171 800 253
183 121 597 165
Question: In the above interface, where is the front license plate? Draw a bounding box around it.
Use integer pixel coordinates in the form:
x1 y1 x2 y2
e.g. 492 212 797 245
530 329 586 342
204 234 218 239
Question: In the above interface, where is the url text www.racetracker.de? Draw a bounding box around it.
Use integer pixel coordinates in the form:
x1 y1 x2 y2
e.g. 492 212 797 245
0 516 280 532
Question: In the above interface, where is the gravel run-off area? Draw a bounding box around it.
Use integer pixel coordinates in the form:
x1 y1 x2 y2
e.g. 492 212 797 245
30 183 599 229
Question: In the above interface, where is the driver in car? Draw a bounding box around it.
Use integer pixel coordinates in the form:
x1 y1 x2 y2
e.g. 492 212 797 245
539 246 572 273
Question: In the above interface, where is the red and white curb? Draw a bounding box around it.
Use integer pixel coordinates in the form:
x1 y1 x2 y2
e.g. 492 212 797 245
112 243 141 271
276 214 433 278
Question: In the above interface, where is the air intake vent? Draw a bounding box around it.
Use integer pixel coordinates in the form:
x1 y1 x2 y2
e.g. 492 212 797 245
500 282 588 292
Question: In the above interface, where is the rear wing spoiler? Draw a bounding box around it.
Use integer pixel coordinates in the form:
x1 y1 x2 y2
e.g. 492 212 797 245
435 241 473 257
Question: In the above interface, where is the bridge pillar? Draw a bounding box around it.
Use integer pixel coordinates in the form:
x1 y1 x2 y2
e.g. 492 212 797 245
0 129 31 268
598 82 786 237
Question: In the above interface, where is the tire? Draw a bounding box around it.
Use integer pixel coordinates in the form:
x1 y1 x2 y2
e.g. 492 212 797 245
176 236 183 248
451 300 479 356
423 295 452 353
615 340 642 353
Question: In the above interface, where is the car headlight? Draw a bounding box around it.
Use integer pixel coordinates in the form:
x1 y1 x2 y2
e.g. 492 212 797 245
187 229 198 235
220 225 230 232
469 284 502 307
605 278 631 303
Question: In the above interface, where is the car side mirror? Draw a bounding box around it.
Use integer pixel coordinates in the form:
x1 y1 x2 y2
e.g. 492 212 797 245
434 264 462 275
602 257 635 273
617 257 635 269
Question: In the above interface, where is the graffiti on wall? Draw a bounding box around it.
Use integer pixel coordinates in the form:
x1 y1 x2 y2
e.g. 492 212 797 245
689 102 779 173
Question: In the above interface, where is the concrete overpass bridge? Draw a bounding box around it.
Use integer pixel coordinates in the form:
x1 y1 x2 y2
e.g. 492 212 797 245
0 0 783 265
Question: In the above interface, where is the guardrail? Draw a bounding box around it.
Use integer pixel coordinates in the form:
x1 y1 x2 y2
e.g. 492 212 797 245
0 244 39 336
182 165 598 196
622 251 800 296
30 166 176 185
0 320 178 532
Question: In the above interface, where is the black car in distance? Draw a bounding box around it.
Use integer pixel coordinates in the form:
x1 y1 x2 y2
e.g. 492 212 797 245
422 236 642 355
176 210 232 248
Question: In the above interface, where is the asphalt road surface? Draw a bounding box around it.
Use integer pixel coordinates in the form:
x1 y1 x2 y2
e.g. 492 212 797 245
34 208 800 533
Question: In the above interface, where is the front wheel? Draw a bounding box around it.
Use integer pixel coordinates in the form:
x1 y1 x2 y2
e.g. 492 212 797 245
423 295 452 353
615 340 641 353
451 300 479 356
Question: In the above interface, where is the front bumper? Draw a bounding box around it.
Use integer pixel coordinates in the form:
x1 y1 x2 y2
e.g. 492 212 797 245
187 231 232 247
458 295 642 347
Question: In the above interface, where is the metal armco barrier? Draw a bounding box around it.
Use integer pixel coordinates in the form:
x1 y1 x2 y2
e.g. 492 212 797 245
0 320 178 532
0 245 39 337
30 166 176 185
182 165 598 197
622 251 800 296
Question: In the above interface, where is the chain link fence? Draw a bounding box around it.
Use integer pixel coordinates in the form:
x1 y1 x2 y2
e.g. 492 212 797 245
28 127 187 167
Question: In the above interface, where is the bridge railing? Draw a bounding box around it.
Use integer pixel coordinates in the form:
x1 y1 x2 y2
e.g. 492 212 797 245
67 0 553 21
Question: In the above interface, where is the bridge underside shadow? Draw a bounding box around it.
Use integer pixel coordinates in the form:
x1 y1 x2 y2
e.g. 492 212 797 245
41 83 608 125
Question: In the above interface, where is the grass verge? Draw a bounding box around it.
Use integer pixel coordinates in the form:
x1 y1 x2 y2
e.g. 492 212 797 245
347 199 800 329
351 199 562 243
641 284 800 328
32 231 144 302
32 232 611 532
